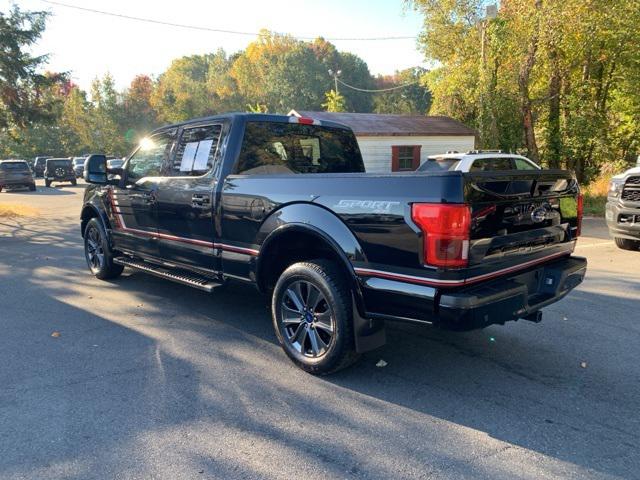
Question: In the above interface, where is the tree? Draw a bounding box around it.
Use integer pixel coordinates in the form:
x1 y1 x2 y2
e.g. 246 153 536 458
373 67 431 114
322 90 346 112
412 0 640 182
0 6 63 131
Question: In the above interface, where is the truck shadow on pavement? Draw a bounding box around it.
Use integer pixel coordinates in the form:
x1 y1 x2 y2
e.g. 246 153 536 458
0 219 638 479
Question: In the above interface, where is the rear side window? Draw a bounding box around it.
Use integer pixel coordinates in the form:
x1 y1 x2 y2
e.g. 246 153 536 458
235 122 364 175
470 157 514 171
171 124 223 176
514 158 538 170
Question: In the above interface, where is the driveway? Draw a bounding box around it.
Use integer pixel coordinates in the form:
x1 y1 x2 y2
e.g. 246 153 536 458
0 181 638 479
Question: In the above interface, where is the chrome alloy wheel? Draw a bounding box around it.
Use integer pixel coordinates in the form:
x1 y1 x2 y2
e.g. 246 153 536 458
280 280 335 358
85 225 105 273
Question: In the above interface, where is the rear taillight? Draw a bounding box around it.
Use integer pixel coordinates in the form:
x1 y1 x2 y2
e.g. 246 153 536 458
411 203 471 268
576 193 584 237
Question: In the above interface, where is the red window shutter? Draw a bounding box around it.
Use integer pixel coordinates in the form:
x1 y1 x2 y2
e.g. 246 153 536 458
412 145 422 170
391 146 400 172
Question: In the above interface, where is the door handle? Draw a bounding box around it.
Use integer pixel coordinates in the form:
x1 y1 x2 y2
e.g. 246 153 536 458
129 192 156 204
192 194 211 209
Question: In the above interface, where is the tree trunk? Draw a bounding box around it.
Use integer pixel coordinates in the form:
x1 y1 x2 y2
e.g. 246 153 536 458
518 0 542 163
547 50 562 169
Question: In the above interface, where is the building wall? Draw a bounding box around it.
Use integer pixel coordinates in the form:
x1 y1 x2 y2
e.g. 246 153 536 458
356 135 476 173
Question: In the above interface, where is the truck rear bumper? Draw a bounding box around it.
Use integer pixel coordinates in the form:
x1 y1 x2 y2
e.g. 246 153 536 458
359 256 587 331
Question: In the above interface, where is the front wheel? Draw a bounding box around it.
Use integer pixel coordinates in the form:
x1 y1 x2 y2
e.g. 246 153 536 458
45 179 51 187
29 184 36 191
272 259 359 375
615 237 640 251
84 218 124 280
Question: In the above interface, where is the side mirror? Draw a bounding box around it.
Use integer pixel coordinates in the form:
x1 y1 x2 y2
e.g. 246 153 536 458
84 154 107 184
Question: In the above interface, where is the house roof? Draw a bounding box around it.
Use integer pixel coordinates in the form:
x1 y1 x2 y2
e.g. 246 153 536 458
288 110 476 137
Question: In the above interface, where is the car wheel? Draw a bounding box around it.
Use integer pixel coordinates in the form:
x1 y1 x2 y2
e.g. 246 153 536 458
84 218 124 280
45 179 51 187
29 184 36 191
272 259 359 375
615 237 640 251
71 179 77 186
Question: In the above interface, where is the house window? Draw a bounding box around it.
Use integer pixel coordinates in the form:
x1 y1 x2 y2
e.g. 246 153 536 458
392 145 421 172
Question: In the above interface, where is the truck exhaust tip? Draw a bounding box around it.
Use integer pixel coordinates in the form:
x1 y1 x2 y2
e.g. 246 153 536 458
522 311 543 323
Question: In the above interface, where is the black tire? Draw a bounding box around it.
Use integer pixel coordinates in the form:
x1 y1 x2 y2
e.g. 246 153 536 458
45 179 51 188
71 179 77 186
84 218 124 280
615 237 640 251
272 259 359 375
0 185 3 193
29 184 36 191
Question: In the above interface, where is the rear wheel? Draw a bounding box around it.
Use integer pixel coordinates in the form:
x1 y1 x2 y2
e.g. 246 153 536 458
29 184 36 191
0 185 3 193
272 259 359 375
45 179 51 187
71 178 77 186
84 218 124 280
615 237 640 251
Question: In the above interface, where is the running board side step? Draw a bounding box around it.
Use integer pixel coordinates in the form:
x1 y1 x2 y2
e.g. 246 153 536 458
113 257 222 292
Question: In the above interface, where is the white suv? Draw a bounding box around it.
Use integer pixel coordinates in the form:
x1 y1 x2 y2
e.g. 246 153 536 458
417 150 541 173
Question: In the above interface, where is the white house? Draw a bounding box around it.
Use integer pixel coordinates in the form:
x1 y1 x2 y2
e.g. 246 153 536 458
288 110 476 173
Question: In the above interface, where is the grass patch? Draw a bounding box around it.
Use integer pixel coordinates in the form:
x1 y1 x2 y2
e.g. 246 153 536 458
0 203 40 218
583 193 606 216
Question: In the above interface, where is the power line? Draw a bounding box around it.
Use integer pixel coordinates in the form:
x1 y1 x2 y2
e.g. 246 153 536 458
38 0 418 42
336 77 422 93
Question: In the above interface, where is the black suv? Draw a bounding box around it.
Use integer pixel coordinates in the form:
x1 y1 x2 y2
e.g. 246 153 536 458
33 156 49 177
44 158 77 187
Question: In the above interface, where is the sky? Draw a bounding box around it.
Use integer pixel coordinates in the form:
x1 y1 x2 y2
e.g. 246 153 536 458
4 0 426 91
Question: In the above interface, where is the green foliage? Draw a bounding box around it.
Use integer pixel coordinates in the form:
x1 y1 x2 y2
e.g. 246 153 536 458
412 0 640 182
373 67 431 114
0 6 65 131
322 90 346 112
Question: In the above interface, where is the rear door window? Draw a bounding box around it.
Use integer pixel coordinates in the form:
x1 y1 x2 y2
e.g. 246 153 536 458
235 121 364 175
170 124 223 176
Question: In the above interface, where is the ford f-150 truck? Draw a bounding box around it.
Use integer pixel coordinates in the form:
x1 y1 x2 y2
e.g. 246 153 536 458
80 113 587 374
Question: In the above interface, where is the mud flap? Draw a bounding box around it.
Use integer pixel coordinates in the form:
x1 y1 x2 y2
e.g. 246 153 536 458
352 298 386 353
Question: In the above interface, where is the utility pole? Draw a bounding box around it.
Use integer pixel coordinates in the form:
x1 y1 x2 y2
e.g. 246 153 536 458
328 69 342 94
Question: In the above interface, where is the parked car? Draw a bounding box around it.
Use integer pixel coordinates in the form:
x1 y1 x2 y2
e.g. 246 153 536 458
606 165 640 250
0 160 36 192
417 150 541 172
106 158 124 169
72 157 86 178
44 158 76 187
80 113 586 374
33 156 50 177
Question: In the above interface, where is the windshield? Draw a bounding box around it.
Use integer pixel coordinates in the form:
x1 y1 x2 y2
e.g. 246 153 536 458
417 158 460 172
73 158 85 165
0 162 29 171
107 159 123 168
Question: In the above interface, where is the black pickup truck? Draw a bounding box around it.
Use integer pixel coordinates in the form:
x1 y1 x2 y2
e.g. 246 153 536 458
80 113 586 374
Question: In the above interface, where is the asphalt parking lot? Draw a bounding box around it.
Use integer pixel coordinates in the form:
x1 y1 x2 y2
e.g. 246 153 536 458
1 180 639 480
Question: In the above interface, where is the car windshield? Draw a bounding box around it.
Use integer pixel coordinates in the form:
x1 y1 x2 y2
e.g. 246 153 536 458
48 160 71 168
0 162 29 171
417 158 460 172
73 158 85 165
107 159 123 168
